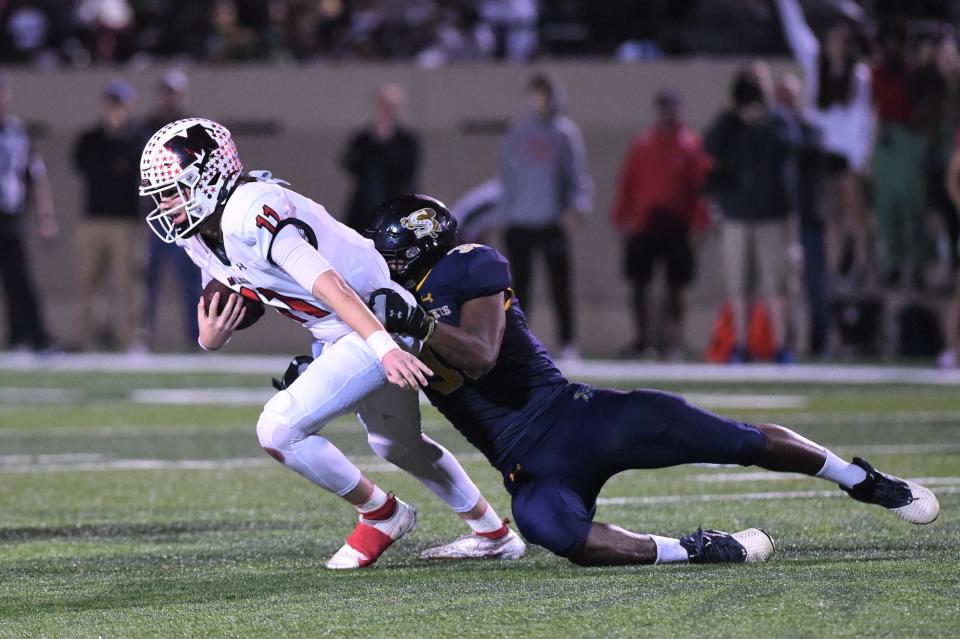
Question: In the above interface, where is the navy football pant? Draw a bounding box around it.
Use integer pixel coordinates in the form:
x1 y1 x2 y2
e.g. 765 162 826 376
503 385 767 558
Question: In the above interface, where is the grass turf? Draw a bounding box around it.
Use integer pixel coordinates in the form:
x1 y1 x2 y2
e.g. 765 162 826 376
1 370 958 638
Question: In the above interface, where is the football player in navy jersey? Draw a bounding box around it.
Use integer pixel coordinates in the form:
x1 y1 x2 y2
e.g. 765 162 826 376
355 195 939 566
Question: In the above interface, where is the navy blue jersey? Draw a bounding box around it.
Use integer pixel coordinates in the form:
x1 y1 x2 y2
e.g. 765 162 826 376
416 244 566 466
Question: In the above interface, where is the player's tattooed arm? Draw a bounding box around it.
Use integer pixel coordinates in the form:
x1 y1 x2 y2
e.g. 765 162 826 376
312 270 433 389
427 293 506 379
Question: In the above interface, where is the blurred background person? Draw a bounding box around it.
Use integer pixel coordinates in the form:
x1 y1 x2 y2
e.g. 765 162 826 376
75 0 137 64
610 89 712 361
71 80 144 352
921 32 960 286
205 0 266 62
499 71 593 361
341 83 421 232
937 129 960 369
705 64 797 364
775 72 831 358
138 70 202 351
0 72 58 354
775 0 874 287
479 0 538 61
871 23 928 289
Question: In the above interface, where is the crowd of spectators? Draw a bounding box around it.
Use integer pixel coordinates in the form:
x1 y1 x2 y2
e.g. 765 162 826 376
0 0 541 66
3 1 959 67
8 1 960 366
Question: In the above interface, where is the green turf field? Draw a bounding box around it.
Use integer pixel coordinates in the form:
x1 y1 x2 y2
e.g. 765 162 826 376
1 368 958 638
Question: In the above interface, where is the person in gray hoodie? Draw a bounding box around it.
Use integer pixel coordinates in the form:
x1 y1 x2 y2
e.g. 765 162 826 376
499 72 593 360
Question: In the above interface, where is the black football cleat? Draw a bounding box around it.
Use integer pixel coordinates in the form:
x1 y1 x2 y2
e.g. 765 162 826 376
841 457 940 524
678 527 775 564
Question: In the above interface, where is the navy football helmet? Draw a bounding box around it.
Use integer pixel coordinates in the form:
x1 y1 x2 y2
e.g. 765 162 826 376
363 194 458 290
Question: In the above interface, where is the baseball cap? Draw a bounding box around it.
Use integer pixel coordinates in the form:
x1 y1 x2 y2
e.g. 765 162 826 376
103 80 135 104
158 69 189 93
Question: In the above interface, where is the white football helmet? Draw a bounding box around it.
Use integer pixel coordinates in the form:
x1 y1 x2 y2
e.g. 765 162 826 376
140 118 243 243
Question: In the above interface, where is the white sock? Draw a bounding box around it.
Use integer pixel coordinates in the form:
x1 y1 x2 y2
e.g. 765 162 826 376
650 535 689 564
356 485 388 513
465 502 504 535
815 449 867 488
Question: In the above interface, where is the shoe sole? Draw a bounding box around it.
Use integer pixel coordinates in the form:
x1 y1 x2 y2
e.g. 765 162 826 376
731 528 775 563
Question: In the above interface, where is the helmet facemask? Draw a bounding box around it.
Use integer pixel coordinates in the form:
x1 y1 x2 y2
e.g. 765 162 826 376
141 166 207 242
380 244 425 289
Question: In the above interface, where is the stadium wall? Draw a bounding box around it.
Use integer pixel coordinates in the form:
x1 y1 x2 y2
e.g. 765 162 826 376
6 60 797 356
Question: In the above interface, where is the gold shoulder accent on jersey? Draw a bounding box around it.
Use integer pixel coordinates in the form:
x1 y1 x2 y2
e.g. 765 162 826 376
415 268 434 293
447 243 485 255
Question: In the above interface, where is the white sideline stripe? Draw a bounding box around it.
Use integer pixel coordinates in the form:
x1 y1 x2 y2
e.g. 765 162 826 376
7 386 806 411
0 419 458 438
683 393 807 409
129 389 806 410
597 485 960 506
129 389 277 405
0 453 106 464
0 457 272 473
779 411 960 425
0 453 488 474
694 472 960 484
694 471 808 482
6 353 960 385
0 388 83 403
0 353 291 374
828 443 960 455
129 388 435 406
898 476 960 485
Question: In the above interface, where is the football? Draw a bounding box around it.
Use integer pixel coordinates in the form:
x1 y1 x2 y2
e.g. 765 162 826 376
201 279 265 330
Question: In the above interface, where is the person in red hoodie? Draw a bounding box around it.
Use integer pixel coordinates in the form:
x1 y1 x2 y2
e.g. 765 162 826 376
611 90 712 359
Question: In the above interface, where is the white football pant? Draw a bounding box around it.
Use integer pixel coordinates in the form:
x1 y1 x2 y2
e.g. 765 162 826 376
256 330 480 512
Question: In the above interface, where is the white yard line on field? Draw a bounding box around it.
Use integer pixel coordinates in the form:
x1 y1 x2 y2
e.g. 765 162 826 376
5 386 809 411
128 389 277 405
0 452 488 474
833 443 960 454
128 389 809 410
0 388 84 403
0 419 457 438
597 485 960 506
776 411 960 425
6 453 958 508
6 352 960 385
2 449 957 502
693 471 960 484
683 394 808 409
0 457 273 473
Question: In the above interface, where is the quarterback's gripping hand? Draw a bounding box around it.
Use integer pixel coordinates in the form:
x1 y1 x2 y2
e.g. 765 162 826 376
368 288 437 341
271 355 314 391
381 349 433 389
197 292 247 350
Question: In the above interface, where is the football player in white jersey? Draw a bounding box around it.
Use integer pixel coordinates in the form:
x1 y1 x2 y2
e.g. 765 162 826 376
139 118 524 568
